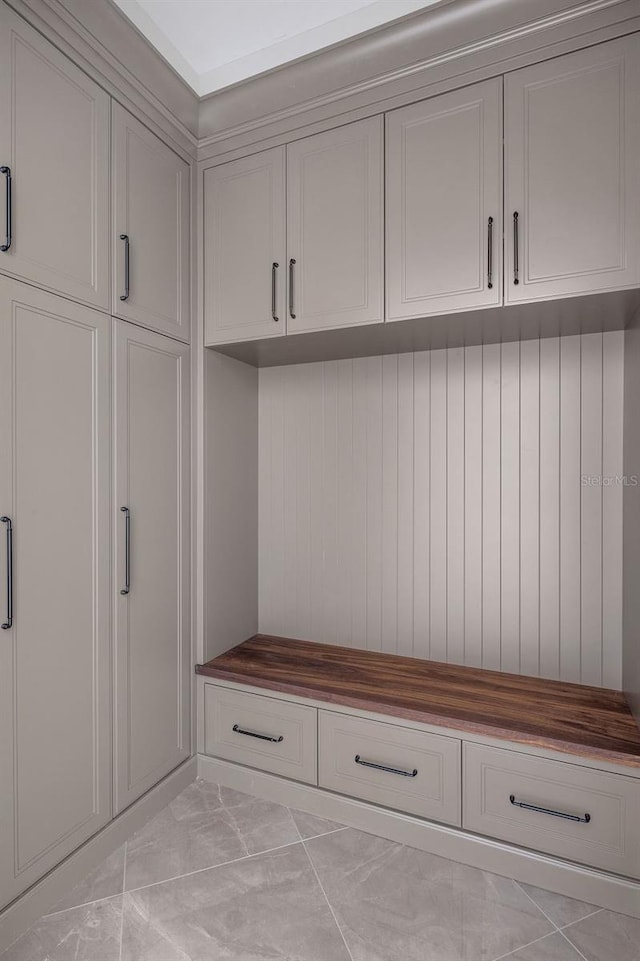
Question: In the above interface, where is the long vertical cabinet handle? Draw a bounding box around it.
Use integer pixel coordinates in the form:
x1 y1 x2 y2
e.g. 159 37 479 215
120 507 130 595
0 166 11 252
271 262 279 322
487 216 494 289
119 234 130 301
1 516 13 629
288 258 296 319
513 212 519 285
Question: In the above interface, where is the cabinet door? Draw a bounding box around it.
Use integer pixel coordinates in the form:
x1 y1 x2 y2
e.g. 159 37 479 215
113 104 190 341
114 321 190 814
287 117 383 333
0 279 111 909
0 3 110 310
387 79 502 320
204 148 286 345
505 35 640 303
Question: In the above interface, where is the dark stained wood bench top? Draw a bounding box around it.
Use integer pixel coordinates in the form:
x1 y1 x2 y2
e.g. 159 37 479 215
196 635 640 769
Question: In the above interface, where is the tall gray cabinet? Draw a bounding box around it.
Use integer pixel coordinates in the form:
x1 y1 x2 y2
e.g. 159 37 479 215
0 3 191 911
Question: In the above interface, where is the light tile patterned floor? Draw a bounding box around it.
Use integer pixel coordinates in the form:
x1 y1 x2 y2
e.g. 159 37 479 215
2 778 638 961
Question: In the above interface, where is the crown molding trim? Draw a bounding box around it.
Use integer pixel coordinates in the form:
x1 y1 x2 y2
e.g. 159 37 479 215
197 0 640 162
5 0 199 157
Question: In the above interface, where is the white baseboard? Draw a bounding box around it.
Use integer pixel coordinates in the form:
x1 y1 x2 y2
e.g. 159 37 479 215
0 756 197 953
198 754 640 919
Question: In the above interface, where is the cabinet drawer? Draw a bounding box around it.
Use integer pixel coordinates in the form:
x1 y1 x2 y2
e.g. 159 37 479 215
204 685 317 784
464 743 640 878
319 711 461 825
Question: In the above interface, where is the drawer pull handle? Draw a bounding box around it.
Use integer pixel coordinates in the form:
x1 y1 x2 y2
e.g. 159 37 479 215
232 723 283 744
354 755 417 778
0 166 12 252
509 795 590 824
487 216 493 289
271 262 279 322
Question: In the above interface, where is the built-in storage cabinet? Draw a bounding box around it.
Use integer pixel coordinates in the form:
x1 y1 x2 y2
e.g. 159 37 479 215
114 321 191 814
0 3 110 311
112 104 190 341
386 78 502 320
505 34 640 303
0 278 111 908
204 147 286 344
464 743 640 877
286 116 384 333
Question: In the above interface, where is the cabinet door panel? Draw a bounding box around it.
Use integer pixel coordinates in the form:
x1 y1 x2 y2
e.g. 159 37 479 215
0 3 110 309
114 322 190 814
387 79 502 320
505 35 640 302
113 104 190 341
287 117 383 332
0 279 111 909
204 148 286 345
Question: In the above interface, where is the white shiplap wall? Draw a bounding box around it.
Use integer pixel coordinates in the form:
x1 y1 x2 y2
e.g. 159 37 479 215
258 332 624 688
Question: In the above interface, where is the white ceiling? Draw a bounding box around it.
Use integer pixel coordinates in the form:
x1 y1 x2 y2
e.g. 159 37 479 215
112 0 439 96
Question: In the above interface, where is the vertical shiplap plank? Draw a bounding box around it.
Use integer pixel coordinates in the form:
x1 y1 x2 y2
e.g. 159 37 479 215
258 369 270 631
351 357 369 648
602 330 624 689
307 364 325 642
282 365 299 637
366 356 383 650
464 345 483 668
321 362 339 644
381 354 399 654
501 341 521 674
560 335 582 682
539 338 560 679
482 343 501 670
581 333 603 687
295 364 312 638
447 347 465 664
336 359 354 647
397 353 415 657
520 339 540 678
430 349 448 661
413 351 430 660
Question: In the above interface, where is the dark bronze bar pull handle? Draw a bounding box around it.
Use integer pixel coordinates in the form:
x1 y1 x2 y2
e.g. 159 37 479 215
487 216 493 289
0 166 12 252
509 795 590 823
1 516 12 629
354 755 418 778
120 507 130 595
119 234 130 301
272 262 279 322
232 723 283 744
513 211 519 284
289 258 296 319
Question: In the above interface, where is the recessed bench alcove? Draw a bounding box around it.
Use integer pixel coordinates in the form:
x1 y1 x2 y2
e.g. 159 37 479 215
197 635 640 889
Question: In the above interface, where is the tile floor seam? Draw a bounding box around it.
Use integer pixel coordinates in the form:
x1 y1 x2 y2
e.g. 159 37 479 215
557 914 608 961
122 836 306 897
300 838 356 961
491 929 562 961
513 880 563 932
557 907 603 931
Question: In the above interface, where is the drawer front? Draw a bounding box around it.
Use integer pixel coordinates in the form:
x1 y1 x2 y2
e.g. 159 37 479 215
464 743 640 878
204 685 317 784
319 711 461 825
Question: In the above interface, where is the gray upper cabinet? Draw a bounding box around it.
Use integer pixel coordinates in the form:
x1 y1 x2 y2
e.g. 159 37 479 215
113 321 191 814
286 116 384 333
204 147 286 345
386 79 502 321
505 34 640 303
0 278 111 909
0 3 110 311
112 104 190 341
